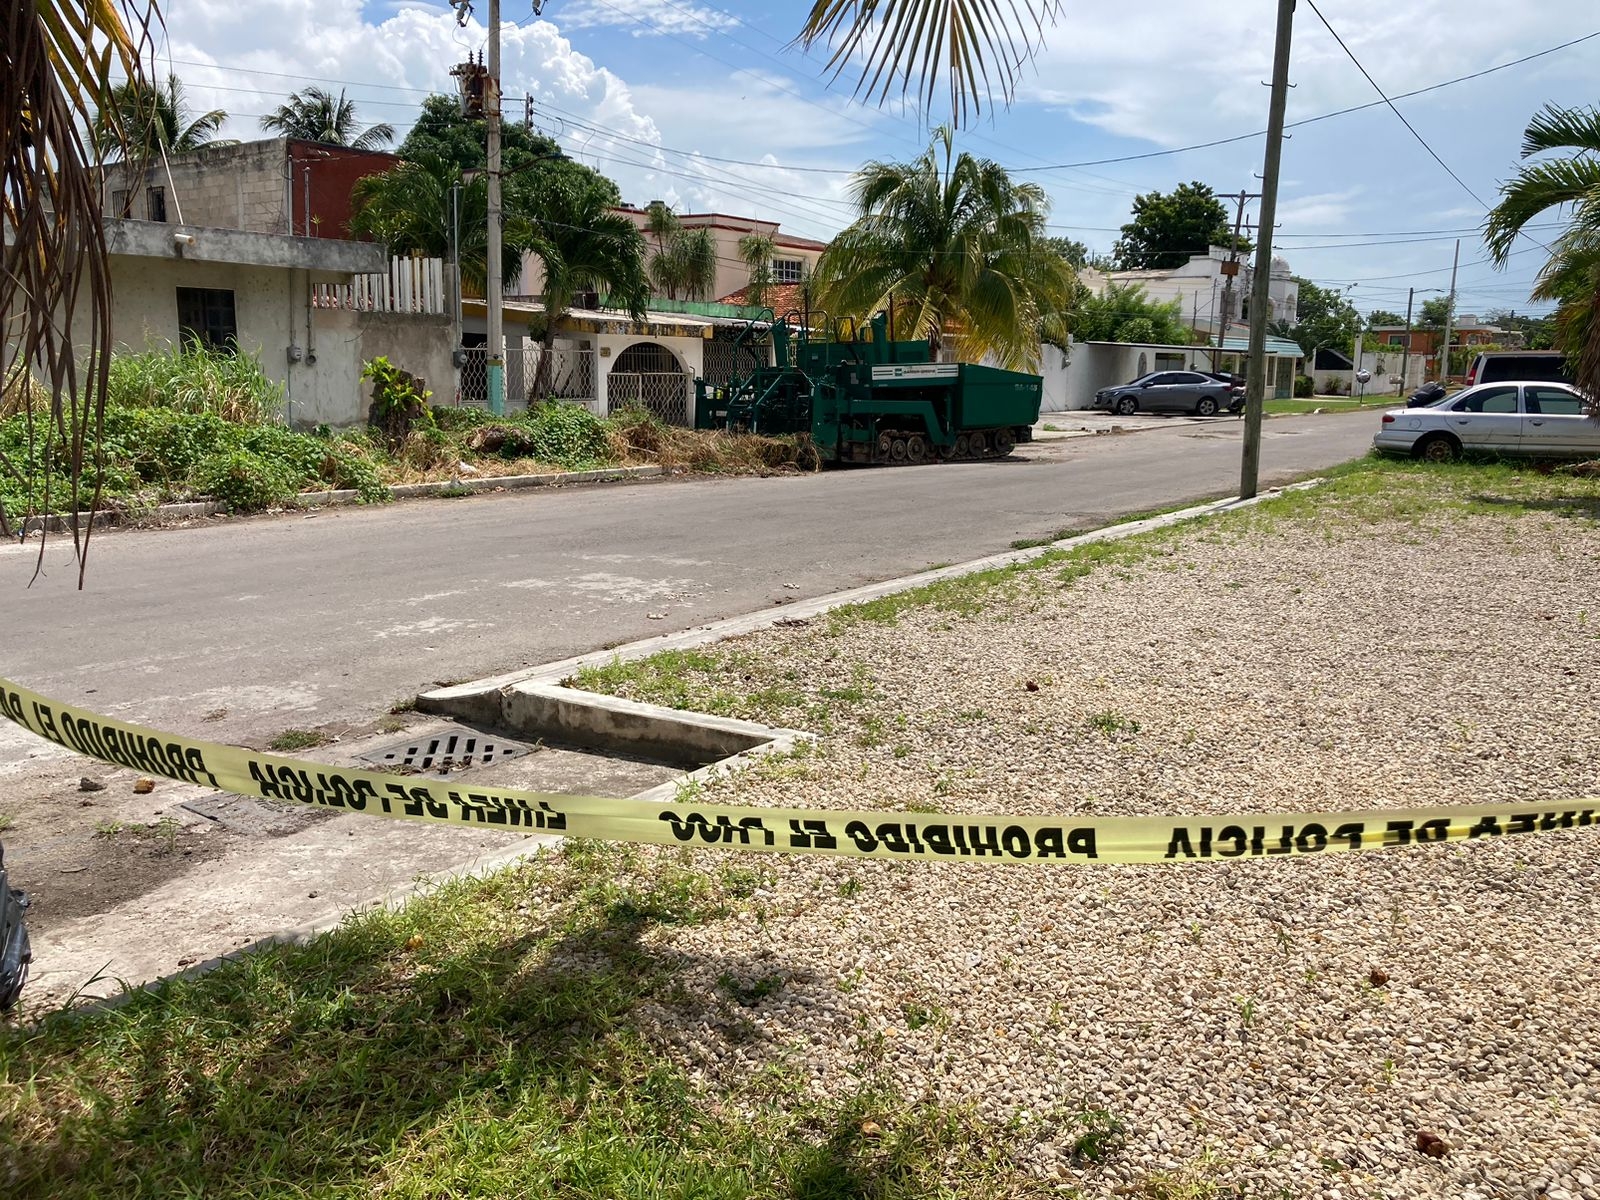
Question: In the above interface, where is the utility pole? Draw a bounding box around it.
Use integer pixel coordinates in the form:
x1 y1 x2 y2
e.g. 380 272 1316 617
1438 238 1460 386
1400 286 1415 395
1240 0 1295 500
485 0 506 415
1212 188 1260 371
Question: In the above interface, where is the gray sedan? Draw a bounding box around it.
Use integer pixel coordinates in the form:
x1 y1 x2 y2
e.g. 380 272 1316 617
1093 371 1235 417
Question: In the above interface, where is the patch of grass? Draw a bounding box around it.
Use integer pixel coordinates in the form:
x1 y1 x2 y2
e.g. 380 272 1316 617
0 813 13 834
91 819 126 839
0 839 1043 1198
1009 527 1078 550
1262 397 1371 415
267 728 331 752
1088 709 1140 737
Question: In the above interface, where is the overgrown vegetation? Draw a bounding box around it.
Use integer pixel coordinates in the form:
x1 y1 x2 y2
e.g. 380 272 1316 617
0 840 1044 1199
1 346 812 520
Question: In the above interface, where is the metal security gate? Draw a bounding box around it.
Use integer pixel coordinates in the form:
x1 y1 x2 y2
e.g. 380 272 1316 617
609 341 691 425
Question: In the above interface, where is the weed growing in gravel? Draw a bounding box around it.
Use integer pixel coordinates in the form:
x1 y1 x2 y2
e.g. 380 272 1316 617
900 1001 945 1031
717 970 787 1006
1088 709 1141 737
0 814 12 834
92 819 126 839
1065 1105 1127 1165
268 728 330 752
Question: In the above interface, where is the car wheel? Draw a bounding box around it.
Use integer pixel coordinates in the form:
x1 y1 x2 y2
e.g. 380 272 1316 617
1415 433 1461 463
1195 396 1218 417
1114 396 1137 416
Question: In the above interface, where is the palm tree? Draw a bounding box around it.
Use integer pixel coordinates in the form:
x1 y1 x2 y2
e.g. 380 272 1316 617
525 178 650 395
92 74 232 162
738 233 775 307
811 126 1077 370
796 1 1061 126
1485 103 1600 402
260 87 394 151
642 203 717 301
350 156 533 293
3 0 149 563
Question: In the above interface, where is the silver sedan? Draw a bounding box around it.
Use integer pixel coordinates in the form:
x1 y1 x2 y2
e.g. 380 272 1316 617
1373 381 1598 461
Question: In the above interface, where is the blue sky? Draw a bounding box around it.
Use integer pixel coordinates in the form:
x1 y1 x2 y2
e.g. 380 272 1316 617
157 0 1600 319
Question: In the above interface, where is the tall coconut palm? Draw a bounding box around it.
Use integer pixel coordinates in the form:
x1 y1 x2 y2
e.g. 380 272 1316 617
526 177 650 395
260 87 394 150
812 126 1076 370
796 0 1061 126
1485 103 1600 402
92 73 232 162
350 155 533 293
3 0 150 571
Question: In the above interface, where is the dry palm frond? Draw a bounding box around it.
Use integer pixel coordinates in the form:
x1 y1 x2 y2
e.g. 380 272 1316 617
2 0 156 581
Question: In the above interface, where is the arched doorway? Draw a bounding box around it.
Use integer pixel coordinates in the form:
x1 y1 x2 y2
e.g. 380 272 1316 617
609 341 691 425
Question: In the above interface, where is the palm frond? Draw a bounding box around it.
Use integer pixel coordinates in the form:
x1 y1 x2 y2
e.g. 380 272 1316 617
1520 102 1600 160
4 0 158 577
1484 156 1600 264
795 0 1062 126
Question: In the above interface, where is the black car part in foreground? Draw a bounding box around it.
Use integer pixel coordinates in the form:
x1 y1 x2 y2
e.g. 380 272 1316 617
0 843 30 1012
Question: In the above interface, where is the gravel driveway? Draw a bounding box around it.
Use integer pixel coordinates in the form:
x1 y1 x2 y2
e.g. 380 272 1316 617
585 464 1600 1200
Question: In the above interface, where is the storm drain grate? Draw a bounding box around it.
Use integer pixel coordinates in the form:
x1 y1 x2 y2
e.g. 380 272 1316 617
359 731 532 775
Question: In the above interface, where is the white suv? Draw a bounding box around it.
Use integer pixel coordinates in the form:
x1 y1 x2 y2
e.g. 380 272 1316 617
1463 351 1570 387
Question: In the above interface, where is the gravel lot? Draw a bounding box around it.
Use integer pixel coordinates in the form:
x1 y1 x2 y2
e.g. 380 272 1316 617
587 468 1600 1199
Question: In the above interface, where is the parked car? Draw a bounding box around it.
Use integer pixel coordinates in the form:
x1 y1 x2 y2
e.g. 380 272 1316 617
1372 381 1597 461
1463 350 1570 387
1092 370 1235 417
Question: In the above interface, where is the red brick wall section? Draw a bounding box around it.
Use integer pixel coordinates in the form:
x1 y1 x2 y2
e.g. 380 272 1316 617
287 141 400 240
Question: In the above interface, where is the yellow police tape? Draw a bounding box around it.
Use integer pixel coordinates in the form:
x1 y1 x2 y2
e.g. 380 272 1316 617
2 675 1594 864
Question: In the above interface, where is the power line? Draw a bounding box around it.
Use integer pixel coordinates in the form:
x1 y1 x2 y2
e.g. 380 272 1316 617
151 25 1600 187
1009 28 1600 174
1303 0 1489 211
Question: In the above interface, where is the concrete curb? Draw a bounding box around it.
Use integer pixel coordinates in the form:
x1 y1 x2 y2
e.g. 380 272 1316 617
422 480 1324 721
29 479 1321 1021
16 465 665 536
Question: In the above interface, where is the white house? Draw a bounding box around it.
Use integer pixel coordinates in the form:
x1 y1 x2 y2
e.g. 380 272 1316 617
1084 248 1300 339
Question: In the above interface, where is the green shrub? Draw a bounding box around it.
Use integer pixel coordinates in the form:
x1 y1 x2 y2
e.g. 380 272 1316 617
107 344 284 423
193 449 299 513
516 402 612 468
429 406 492 432
1293 374 1315 398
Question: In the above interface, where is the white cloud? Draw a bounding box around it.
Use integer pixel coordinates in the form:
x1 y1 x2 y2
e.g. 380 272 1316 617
558 0 737 39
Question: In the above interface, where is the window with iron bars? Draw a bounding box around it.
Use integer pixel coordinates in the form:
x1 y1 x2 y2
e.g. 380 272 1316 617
773 258 804 284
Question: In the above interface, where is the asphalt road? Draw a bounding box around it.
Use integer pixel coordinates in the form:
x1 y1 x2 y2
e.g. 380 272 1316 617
0 411 1376 759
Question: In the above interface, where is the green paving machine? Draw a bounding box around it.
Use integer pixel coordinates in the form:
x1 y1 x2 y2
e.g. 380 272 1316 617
694 311 1043 464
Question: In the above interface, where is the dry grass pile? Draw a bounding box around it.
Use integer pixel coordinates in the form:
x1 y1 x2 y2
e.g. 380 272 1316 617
605 408 818 473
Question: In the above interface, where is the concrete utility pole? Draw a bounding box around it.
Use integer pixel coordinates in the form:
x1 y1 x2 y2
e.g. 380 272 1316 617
1212 188 1261 371
1438 238 1460 385
485 0 506 415
1400 286 1415 395
1240 0 1295 500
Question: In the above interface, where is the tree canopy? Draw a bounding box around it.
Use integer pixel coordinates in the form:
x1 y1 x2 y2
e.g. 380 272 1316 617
812 126 1076 370
397 95 620 207
1365 309 1406 327
1287 278 1362 353
92 74 232 162
641 202 717 301
261 87 394 150
1113 182 1243 271
1418 295 1454 328
1069 283 1188 346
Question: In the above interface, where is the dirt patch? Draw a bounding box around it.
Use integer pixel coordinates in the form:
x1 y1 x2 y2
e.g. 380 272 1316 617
19 818 240 937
